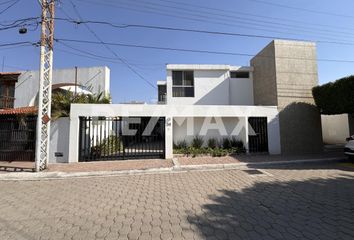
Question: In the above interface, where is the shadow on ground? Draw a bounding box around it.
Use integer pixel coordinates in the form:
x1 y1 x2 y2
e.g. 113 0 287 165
188 173 354 239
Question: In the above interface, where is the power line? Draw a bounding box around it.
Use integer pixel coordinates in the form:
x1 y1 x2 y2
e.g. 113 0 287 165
55 17 354 47
56 41 166 70
67 0 157 89
105 0 354 38
249 0 354 19
0 41 37 48
55 38 354 63
156 0 354 32
74 0 354 42
0 0 19 15
0 0 16 6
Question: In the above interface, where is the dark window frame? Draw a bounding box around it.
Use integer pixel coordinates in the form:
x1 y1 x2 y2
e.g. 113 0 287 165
172 70 195 97
230 71 250 79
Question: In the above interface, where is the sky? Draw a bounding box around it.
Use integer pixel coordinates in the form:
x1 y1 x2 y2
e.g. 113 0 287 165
1 0 354 103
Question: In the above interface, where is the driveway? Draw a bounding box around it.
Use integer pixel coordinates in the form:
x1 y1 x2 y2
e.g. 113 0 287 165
0 163 354 239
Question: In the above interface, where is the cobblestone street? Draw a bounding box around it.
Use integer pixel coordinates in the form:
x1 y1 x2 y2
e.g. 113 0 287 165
0 163 354 240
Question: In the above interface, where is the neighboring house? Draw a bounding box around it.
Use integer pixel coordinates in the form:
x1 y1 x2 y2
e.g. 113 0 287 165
10 66 111 163
14 66 110 108
0 73 37 162
0 72 18 109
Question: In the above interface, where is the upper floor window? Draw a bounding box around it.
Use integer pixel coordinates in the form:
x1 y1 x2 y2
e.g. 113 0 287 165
172 71 194 97
230 71 249 79
0 82 15 109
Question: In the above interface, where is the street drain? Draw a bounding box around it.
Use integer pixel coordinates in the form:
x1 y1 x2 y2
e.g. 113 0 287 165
243 169 264 175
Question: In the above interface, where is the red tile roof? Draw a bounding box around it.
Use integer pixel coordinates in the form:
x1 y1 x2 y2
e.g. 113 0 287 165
0 106 37 115
0 72 21 82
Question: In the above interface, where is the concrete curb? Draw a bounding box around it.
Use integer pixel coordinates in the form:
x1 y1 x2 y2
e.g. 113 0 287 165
0 167 175 181
0 157 347 181
178 157 347 171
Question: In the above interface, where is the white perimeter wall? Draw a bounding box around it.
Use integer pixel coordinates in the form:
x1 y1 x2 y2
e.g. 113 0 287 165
173 117 247 146
321 114 350 144
166 68 254 106
14 66 110 108
49 117 70 163
67 104 280 163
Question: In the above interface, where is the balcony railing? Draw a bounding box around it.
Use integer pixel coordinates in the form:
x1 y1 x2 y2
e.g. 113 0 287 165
0 97 15 109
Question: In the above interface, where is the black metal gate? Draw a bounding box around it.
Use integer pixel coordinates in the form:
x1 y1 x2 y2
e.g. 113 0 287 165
79 117 165 161
0 116 36 161
248 117 268 153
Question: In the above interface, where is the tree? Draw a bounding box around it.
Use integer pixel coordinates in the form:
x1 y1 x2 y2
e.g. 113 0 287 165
312 75 354 114
51 90 111 120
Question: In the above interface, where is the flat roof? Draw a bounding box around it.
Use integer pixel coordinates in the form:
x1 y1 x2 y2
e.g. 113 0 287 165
157 80 166 85
166 64 253 71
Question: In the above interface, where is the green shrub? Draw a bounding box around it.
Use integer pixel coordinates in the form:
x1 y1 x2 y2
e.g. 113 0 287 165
174 140 188 149
222 138 231 149
211 148 228 157
207 138 218 149
191 136 204 148
312 75 354 114
230 137 244 149
98 135 123 154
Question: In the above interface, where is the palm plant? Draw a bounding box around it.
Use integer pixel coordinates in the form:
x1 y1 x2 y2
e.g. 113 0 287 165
51 89 111 120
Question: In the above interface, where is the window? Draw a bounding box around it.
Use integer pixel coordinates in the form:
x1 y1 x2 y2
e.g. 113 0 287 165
0 82 15 109
172 71 194 97
230 71 249 78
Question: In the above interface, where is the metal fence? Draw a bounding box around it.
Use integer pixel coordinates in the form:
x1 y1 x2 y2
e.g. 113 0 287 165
0 116 37 161
79 116 165 161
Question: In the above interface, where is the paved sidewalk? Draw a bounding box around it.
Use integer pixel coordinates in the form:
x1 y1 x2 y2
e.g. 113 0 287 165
0 162 353 239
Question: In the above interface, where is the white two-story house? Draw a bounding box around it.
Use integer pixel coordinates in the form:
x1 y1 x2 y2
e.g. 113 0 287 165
68 40 323 163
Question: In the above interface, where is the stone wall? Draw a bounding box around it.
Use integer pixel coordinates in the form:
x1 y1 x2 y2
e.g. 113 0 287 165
250 42 278 106
251 40 323 154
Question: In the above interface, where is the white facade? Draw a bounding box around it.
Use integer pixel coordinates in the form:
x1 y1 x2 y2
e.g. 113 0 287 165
164 65 254 106
68 104 281 163
14 66 110 108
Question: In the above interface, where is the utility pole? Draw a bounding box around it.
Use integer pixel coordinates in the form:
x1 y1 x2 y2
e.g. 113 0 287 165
35 0 55 171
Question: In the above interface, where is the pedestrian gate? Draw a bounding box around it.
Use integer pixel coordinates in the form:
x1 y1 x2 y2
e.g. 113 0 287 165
248 117 269 153
79 117 165 161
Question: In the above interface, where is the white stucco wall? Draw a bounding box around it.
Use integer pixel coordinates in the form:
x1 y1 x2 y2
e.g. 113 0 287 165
68 104 280 163
49 117 70 163
14 66 110 108
173 117 247 147
166 65 254 106
321 114 350 144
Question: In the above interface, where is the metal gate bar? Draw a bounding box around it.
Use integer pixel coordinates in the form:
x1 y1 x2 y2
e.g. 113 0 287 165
0 116 37 161
248 117 269 153
79 117 165 162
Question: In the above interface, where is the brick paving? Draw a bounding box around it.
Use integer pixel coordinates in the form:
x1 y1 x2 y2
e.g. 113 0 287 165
0 163 354 239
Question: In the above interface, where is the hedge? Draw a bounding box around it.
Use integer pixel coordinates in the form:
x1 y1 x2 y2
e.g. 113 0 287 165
312 75 354 114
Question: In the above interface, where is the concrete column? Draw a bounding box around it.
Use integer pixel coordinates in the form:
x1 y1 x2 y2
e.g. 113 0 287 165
68 116 80 163
165 116 173 159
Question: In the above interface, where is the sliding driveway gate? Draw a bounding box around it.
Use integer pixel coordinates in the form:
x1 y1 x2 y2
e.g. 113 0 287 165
79 117 165 161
